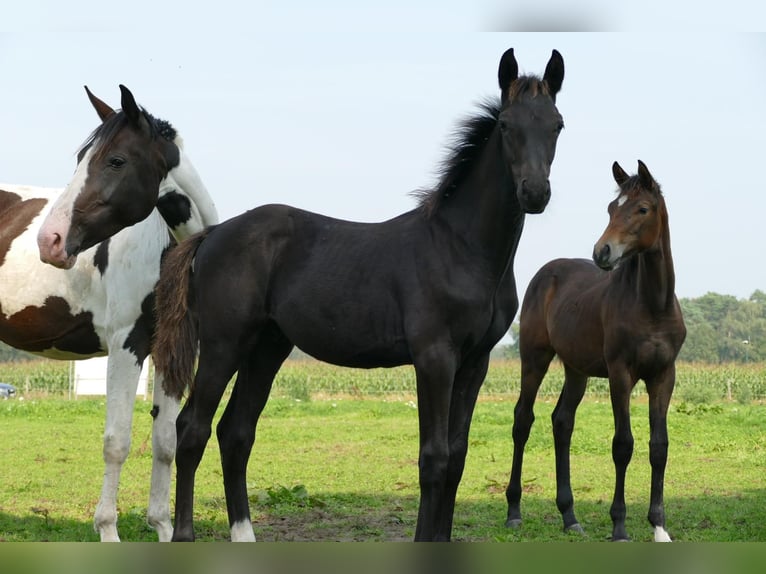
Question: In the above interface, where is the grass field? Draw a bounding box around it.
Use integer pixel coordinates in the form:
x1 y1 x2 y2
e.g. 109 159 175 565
1 358 765 543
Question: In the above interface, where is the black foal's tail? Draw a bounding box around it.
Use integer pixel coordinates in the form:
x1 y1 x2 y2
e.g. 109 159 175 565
153 229 210 400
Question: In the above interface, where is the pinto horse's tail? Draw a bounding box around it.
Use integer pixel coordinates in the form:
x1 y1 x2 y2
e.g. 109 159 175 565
153 228 210 400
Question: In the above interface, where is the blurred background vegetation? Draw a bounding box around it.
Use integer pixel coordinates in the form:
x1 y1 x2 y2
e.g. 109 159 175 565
0 291 763 402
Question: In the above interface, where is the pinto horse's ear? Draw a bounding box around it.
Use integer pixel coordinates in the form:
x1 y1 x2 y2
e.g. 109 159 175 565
637 160 656 189
543 49 564 100
498 48 519 103
119 84 148 131
612 161 630 186
84 86 115 122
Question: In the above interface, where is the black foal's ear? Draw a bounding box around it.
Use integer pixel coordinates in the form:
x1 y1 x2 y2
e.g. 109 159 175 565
543 49 564 100
612 161 630 186
498 48 519 104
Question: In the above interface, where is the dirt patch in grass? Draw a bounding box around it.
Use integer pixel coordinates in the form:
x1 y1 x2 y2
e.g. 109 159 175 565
254 507 412 542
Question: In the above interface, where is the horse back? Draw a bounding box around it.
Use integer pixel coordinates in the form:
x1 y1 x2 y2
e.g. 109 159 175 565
192 203 505 368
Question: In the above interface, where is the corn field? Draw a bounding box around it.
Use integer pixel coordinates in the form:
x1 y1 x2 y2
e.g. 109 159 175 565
0 357 763 404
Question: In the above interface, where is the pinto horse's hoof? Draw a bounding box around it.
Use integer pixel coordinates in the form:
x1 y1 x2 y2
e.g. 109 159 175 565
564 523 585 535
505 518 523 529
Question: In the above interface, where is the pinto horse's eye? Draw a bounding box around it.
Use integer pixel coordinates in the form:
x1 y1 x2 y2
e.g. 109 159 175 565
499 120 508 132
108 157 126 169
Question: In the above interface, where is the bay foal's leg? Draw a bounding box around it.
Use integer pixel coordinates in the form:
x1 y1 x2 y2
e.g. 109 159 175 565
551 366 588 533
95 350 143 542
413 344 457 541
146 371 180 542
645 365 676 542
505 347 554 528
172 345 240 542
217 334 293 542
439 354 491 538
608 368 635 541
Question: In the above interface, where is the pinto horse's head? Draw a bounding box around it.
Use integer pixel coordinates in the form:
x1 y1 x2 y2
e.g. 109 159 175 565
593 160 664 270
37 85 181 269
497 48 565 214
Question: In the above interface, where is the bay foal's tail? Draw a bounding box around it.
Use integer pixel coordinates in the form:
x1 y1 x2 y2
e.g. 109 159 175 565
153 229 210 400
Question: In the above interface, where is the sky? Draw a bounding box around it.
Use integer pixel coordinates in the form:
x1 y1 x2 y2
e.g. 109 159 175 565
1 3 765 306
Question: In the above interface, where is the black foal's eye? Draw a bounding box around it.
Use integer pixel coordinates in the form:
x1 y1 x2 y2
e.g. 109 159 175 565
108 157 126 169
556 121 565 133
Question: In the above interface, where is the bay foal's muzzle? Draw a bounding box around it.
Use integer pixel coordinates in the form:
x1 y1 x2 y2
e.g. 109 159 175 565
593 242 613 270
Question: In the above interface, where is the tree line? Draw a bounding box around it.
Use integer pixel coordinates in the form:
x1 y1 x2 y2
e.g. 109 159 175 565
501 290 766 364
1 291 764 365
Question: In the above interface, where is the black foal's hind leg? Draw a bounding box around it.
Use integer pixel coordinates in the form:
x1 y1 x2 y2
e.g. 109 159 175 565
172 348 241 542
551 366 588 534
505 347 554 529
645 366 676 542
217 332 293 542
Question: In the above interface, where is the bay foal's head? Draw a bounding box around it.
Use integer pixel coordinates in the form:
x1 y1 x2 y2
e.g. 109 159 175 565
593 160 665 270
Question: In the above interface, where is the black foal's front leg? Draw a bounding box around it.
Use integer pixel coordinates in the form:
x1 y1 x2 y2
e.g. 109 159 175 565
442 355 491 537
412 345 457 541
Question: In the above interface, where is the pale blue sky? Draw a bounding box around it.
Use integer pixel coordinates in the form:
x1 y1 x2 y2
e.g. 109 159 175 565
2 3 765 302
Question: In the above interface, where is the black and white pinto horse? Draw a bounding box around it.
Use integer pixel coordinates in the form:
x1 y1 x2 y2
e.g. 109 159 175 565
2 85 218 541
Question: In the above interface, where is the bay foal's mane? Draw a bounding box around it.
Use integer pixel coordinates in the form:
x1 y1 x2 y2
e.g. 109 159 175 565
415 75 554 217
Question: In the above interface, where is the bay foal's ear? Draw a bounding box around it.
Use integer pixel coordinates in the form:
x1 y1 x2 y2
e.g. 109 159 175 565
84 86 115 122
637 160 656 190
543 49 564 100
612 161 630 186
498 48 519 103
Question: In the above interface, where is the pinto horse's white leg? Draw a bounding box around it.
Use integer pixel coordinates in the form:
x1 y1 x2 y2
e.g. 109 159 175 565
146 369 179 542
95 349 142 542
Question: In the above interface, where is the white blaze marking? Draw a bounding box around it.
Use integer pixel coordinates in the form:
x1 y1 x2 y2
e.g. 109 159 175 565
617 194 628 207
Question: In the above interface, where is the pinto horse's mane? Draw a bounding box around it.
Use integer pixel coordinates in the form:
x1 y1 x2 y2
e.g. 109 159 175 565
78 109 179 160
415 75 551 217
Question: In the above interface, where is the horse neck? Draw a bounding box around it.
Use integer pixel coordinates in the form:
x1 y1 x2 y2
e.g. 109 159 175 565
436 130 525 277
158 148 219 242
621 199 676 312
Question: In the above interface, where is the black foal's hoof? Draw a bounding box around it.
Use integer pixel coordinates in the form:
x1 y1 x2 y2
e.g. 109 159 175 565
505 518 523 529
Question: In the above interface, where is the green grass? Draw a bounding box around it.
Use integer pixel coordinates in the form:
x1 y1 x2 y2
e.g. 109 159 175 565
1 388 765 542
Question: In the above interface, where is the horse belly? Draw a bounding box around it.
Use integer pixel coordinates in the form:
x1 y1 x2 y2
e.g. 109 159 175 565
273 293 411 368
